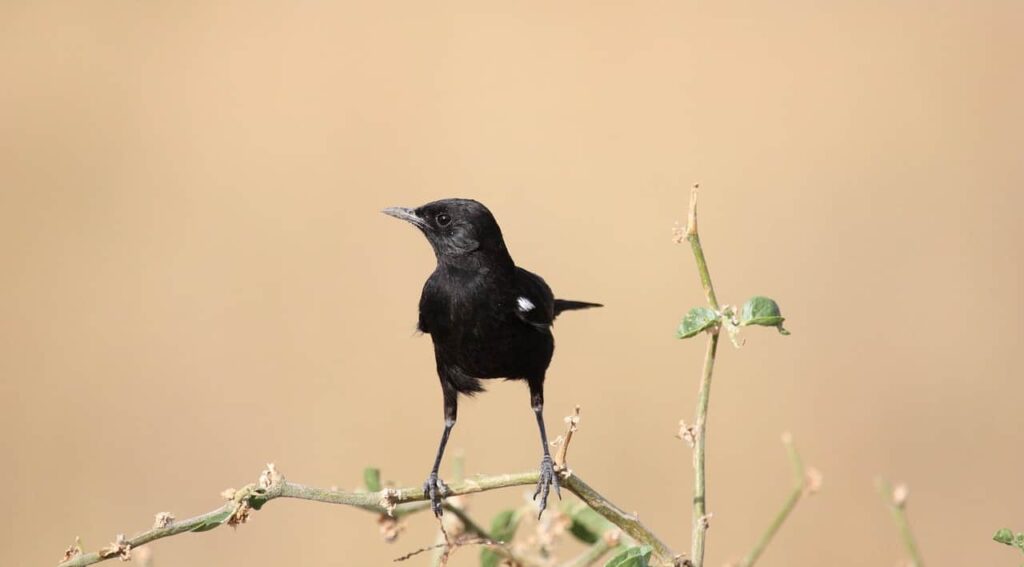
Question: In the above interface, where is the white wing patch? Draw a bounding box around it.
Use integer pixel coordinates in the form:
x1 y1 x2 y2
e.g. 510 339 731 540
517 296 535 312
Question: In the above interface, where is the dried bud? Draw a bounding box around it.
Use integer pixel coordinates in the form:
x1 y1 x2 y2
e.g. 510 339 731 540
672 223 686 244
804 467 824 496
61 537 83 563
892 484 909 508
602 529 622 547
377 515 405 543
99 534 132 562
677 420 696 448
220 488 236 500
379 487 400 517
153 512 175 529
228 501 252 527
258 463 283 490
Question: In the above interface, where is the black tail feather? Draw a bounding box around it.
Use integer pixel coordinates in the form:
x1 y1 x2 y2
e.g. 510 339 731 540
553 299 603 316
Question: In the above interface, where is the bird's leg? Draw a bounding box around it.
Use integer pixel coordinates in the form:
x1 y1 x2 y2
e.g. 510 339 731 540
424 386 456 517
528 379 561 517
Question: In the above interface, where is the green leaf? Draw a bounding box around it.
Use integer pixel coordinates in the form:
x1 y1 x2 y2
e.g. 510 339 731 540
604 545 652 567
677 307 719 339
739 296 790 335
993 528 1024 554
480 509 521 567
191 508 233 533
363 467 382 492
562 502 614 544
994 528 1014 545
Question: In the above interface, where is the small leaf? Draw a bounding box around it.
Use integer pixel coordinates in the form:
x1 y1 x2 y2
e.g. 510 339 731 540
562 503 614 544
739 296 790 335
1015 532 1024 550
994 528 1015 545
363 468 382 492
191 508 233 533
481 509 521 567
604 545 652 567
677 307 719 339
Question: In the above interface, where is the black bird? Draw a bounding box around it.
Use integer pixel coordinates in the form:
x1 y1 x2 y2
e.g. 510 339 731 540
383 198 601 517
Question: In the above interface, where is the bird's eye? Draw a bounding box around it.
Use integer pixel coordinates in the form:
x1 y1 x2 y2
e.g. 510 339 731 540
436 213 452 226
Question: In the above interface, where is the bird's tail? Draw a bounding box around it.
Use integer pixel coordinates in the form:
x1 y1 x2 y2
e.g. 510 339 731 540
553 299 603 316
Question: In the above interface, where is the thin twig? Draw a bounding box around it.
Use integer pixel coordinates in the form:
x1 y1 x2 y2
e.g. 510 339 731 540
553 405 582 471
430 453 466 567
58 467 680 567
740 434 817 567
877 478 925 567
443 505 543 567
395 537 495 562
683 184 721 567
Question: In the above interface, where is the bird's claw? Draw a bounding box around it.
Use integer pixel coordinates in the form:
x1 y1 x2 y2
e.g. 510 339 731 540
532 455 562 518
423 473 451 517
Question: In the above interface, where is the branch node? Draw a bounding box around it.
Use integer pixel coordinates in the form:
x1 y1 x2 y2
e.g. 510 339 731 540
98 535 131 562
380 487 400 517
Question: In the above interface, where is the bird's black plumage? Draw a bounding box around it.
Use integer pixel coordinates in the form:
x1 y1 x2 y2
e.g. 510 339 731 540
383 198 601 517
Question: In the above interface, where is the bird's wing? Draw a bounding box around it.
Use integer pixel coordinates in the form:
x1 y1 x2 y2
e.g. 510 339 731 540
417 272 444 334
512 267 556 330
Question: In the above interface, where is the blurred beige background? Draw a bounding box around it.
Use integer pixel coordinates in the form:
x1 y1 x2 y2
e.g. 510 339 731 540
2 2 1022 566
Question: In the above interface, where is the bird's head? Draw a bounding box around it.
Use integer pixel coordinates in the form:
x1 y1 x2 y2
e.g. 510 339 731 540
383 198 510 264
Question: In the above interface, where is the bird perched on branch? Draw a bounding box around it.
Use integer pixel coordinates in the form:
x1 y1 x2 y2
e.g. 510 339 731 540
383 198 601 517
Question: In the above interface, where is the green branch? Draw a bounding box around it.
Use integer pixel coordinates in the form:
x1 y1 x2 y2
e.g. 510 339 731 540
683 185 721 567
877 478 924 567
740 434 817 567
58 466 681 567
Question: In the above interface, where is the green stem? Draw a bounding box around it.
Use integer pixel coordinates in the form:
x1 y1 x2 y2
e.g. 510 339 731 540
58 470 680 567
686 186 720 311
684 185 721 567
740 436 807 567
689 332 719 567
878 479 925 567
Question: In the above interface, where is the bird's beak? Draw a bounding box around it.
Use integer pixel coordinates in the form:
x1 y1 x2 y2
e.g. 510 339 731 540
382 206 428 229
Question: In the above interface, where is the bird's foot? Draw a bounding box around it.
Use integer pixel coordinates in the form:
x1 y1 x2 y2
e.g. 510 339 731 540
532 454 562 518
423 473 451 518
